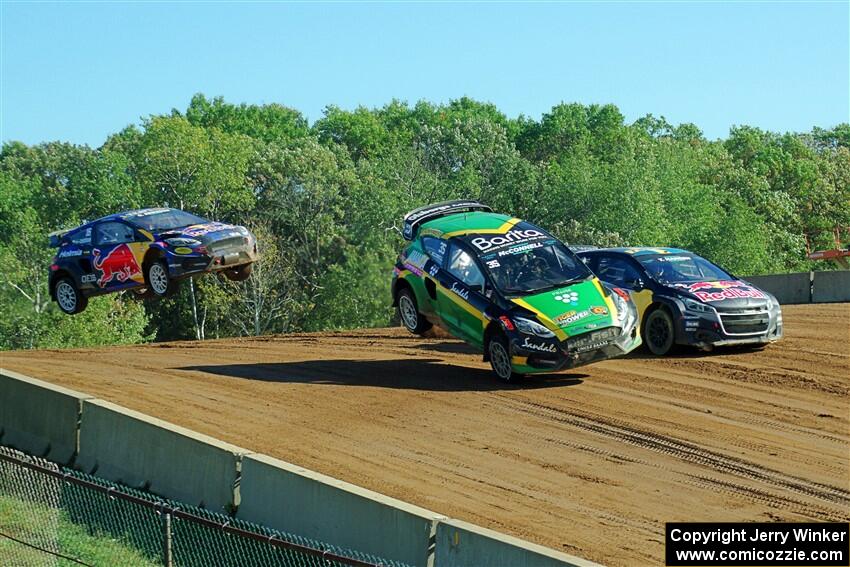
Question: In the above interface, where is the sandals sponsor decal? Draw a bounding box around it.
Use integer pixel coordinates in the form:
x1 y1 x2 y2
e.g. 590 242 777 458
684 280 766 302
450 282 470 300
521 337 558 353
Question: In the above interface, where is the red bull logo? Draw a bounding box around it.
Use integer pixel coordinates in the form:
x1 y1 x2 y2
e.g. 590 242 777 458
687 280 765 302
93 245 142 287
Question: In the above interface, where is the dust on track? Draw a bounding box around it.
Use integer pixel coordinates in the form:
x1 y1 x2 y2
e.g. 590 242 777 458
2 303 848 565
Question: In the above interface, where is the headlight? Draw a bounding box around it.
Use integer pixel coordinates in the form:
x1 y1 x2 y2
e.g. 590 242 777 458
514 317 555 338
683 298 712 314
165 237 202 247
612 291 629 323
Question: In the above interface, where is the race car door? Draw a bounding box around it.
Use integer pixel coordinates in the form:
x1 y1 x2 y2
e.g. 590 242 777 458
91 221 146 290
437 242 489 347
595 254 654 319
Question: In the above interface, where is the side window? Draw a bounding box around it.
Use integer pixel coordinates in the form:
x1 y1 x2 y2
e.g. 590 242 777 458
446 243 485 289
94 222 135 245
421 237 447 265
597 256 641 288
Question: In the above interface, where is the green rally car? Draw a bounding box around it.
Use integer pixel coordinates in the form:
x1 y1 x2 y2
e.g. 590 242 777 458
391 201 642 382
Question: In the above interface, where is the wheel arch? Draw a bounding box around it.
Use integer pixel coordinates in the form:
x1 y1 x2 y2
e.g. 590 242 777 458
49 269 73 299
391 276 413 307
481 321 503 362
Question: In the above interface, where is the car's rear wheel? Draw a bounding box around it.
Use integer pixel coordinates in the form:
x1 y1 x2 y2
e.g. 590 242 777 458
488 333 522 383
224 263 253 282
55 277 87 315
146 260 178 298
644 308 675 355
397 288 432 335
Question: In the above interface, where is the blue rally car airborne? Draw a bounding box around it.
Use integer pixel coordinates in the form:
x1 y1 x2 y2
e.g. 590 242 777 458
49 208 257 315
577 247 783 355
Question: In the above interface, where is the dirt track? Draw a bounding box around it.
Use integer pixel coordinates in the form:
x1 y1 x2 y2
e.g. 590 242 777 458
2 303 849 565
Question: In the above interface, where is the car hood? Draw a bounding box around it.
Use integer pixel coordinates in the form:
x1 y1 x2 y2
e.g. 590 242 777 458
155 222 242 243
666 279 770 308
510 278 616 338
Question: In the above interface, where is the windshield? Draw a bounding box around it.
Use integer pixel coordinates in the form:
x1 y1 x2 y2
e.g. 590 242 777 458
471 235 592 295
125 209 209 232
636 253 732 284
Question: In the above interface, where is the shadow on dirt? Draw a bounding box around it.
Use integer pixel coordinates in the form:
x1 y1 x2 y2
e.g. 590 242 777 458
176 359 587 391
624 343 768 361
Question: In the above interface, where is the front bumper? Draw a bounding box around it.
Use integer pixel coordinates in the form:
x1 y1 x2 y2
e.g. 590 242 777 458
167 245 258 278
509 322 642 374
675 305 783 349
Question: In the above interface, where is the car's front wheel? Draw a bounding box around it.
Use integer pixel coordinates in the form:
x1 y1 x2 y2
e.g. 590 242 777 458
146 260 179 298
397 288 432 335
488 333 522 383
55 277 88 315
224 263 253 282
644 308 676 355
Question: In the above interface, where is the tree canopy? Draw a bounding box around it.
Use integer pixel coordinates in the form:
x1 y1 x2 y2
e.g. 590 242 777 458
1 94 847 349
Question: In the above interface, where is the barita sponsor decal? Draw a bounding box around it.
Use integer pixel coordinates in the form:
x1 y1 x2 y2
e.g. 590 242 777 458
471 229 544 252
450 282 470 300
521 337 558 353
686 280 766 302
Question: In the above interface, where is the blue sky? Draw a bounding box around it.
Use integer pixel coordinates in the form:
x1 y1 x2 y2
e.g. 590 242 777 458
1 1 847 146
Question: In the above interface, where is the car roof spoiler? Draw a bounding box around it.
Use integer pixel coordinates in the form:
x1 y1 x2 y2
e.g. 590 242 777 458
48 229 71 248
402 200 492 240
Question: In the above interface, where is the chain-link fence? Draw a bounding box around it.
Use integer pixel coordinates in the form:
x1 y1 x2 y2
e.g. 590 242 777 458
0 446 407 567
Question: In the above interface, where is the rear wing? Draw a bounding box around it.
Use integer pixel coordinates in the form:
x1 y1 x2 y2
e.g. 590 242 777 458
48 229 71 248
402 200 492 240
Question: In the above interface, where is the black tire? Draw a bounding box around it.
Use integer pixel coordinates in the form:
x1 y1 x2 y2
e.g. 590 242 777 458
224 263 253 282
643 308 676 356
145 260 179 298
397 288 432 335
54 277 88 315
487 333 523 383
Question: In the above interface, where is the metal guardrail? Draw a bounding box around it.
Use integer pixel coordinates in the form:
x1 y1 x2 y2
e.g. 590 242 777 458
0 446 406 567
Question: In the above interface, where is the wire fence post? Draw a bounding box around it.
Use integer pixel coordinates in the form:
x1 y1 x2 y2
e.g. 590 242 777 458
163 511 173 567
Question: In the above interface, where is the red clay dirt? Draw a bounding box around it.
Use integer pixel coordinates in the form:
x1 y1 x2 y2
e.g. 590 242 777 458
2 303 848 565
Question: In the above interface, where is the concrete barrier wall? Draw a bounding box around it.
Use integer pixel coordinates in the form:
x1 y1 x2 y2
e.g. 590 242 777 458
435 519 600 567
0 369 91 464
812 270 850 303
239 453 445 567
1 369 595 566
743 271 850 304
744 272 811 304
77 399 251 513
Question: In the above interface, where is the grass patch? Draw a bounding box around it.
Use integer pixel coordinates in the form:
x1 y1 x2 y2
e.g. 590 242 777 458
0 494 159 566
